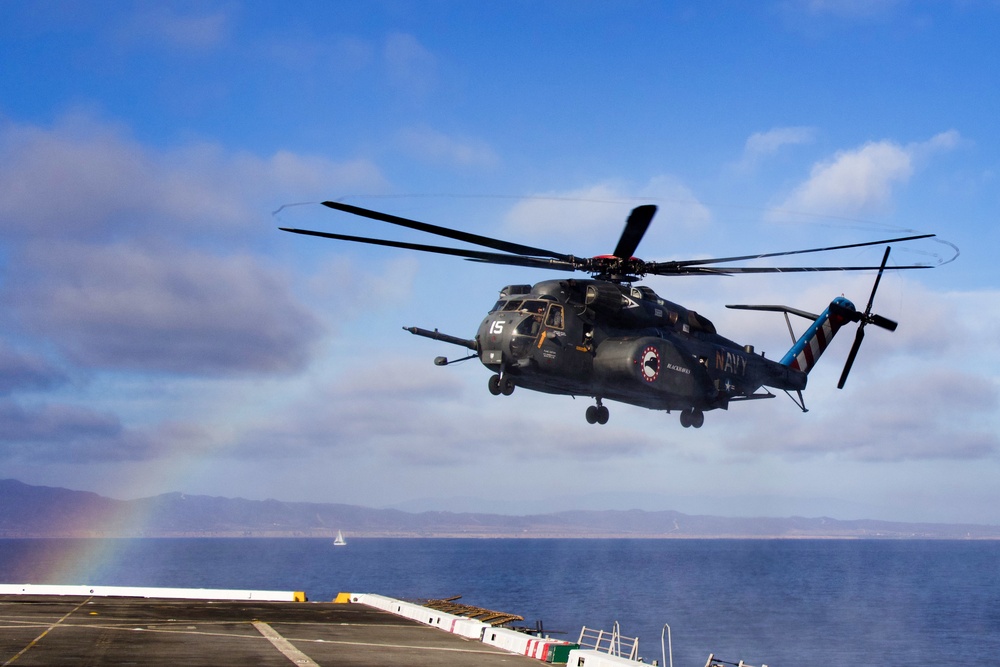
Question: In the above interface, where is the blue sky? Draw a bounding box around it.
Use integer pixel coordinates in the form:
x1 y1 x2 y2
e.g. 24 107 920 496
2 1 998 524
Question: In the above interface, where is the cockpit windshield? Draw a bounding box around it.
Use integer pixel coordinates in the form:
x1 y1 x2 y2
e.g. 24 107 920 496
490 299 527 313
494 299 549 314
519 300 548 316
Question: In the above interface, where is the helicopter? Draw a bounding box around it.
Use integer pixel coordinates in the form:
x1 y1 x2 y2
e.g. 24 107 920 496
280 201 935 428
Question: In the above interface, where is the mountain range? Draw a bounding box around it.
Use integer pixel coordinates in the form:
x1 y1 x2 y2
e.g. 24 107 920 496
2 479 997 539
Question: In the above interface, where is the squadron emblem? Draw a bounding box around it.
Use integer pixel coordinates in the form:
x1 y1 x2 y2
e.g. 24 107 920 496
640 346 660 382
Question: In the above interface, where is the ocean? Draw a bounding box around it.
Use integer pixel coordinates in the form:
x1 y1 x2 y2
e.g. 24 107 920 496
1 538 997 666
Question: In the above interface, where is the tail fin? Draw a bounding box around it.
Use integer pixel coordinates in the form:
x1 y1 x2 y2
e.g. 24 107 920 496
780 297 856 374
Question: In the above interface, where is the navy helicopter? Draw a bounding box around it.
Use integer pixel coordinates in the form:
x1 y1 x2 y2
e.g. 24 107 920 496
280 201 934 428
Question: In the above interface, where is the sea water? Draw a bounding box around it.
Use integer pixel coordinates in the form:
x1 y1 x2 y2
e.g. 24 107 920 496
1 538 997 666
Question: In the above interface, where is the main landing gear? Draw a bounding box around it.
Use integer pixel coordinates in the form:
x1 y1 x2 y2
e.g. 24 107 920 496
585 399 609 425
679 407 705 429
488 373 515 396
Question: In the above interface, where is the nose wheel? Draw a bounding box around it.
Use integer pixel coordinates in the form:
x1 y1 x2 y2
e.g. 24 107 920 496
679 408 704 428
585 400 609 425
488 373 515 396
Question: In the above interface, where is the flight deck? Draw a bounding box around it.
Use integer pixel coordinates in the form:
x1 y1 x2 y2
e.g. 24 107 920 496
0 593 541 667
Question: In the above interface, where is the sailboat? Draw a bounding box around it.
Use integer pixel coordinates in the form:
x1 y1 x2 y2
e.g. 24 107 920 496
333 530 347 546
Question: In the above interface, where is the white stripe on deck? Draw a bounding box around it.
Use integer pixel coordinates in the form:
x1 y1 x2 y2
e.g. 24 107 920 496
253 621 321 667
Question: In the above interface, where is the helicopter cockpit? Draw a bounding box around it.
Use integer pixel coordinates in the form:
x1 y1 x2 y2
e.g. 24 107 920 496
506 300 559 355
481 290 569 362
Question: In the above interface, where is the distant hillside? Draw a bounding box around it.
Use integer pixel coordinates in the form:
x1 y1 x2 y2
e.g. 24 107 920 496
2 479 997 539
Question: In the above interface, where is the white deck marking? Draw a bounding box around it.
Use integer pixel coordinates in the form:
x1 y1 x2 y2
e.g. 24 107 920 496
253 621 321 667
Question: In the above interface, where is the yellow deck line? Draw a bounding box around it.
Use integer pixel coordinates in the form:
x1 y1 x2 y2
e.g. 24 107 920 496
253 621 322 667
2 596 92 666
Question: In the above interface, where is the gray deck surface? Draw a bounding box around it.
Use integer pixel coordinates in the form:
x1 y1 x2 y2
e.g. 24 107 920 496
0 595 540 666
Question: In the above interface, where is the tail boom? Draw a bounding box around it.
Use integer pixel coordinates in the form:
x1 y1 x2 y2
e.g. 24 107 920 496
780 297 856 374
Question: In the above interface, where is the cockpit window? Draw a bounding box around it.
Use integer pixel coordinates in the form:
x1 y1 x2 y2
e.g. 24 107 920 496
489 299 505 313
515 315 541 337
545 304 565 329
502 300 524 311
520 299 548 316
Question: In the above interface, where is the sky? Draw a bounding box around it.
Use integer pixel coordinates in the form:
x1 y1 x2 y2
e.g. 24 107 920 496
1 0 999 525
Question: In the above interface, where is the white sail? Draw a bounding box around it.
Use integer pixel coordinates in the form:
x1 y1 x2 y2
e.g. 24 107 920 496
333 530 346 546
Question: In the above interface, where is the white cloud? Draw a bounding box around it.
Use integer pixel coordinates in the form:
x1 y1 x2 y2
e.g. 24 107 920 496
715 279 1000 464
736 126 816 170
0 113 403 467
0 113 386 238
800 0 904 19
383 33 437 97
306 255 420 323
0 115 387 377
0 111 402 379
779 141 912 216
119 6 232 50
0 401 187 463
8 240 323 376
0 342 67 396
223 355 667 467
769 132 960 219
740 367 1000 462
912 128 961 158
503 177 711 252
397 126 499 168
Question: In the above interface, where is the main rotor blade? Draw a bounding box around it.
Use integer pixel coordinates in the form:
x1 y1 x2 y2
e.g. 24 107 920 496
655 233 935 270
645 263 932 276
279 227 578 271
323 201 574 262
612 205 657 260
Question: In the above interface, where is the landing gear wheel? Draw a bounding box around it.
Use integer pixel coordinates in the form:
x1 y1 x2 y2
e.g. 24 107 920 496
586 401 610 425
500 377 516 396
679 408 705 429
596 405 609 425
488 374 502 395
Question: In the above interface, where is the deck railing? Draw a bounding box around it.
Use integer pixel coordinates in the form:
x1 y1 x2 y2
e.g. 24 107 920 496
577 621 639 661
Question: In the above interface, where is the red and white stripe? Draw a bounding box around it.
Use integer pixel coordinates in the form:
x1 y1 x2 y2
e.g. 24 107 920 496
789 317 836 373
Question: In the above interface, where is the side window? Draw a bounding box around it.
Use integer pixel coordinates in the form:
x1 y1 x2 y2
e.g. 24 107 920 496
545 304 565 329
515 316 540 337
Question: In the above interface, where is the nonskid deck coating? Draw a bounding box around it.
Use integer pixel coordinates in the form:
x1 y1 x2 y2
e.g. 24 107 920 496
0 595 539 666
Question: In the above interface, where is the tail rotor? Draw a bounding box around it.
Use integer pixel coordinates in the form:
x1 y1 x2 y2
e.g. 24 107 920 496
837 247 898 389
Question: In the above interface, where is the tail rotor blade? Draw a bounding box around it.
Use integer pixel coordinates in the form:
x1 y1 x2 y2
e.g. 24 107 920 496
838 326 866 389
838 245 898 389
863 246 891 317
870 314 898 331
